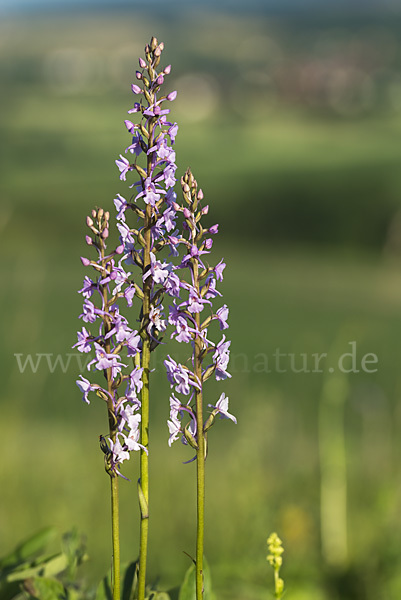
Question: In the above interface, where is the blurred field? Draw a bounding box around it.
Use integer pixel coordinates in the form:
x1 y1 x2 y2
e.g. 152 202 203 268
2 5 401 600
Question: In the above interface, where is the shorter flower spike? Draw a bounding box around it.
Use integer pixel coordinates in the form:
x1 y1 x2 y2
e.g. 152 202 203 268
267 533 285 600
75 207 149 477
163 168 235 451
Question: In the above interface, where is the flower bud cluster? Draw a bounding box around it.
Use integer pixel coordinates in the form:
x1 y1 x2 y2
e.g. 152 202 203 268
114 36 180 345
115 35 178 213
164 169 236 450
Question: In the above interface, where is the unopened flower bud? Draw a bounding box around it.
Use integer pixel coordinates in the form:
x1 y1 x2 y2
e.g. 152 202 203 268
198 189 204 201
172 202 181 211
98 208 104 219
115 244 124 255
156 74 164 86
136 70 142 80
86 216 94 227
167 90 177 101
101 227 109 239
159 42 164 51
183 183 190 194
203 412 216 432
105 211 110 221
131 84 142 95
80 257 91 266
186 169 194 186
183 423 198 450
201 204 209 215
183 207 191 219
154 45 162 57
164 64 171 75
85 235 93 245
209 224 219 235
144 44 150 54
150 37 158 51
91 209 96 218
139 57 146 68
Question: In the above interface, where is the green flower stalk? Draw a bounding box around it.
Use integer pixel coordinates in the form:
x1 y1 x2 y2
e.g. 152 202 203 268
75 208 133 600
267 533 285 600
114 36 179 600
164 169 236 599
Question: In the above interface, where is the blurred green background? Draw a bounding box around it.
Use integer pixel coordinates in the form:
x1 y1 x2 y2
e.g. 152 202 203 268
2 1 401 598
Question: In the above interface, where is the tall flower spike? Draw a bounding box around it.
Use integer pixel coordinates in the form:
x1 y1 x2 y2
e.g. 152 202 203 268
113 37 179 600
75 37 179 600
164 168 236 600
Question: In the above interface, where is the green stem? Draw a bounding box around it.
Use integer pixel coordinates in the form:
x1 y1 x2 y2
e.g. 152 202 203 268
111 475 121 600
195 391 205 600
100 228 121 600
274 569 278 599
137 106 154 597
137 339 150 600
194 258 205 600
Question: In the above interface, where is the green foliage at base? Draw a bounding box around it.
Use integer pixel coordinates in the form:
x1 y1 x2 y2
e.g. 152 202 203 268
0 528 87 600
1 533 218 600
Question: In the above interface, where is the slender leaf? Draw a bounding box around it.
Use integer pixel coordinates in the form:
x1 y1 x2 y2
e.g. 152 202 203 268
6 553 69 582
95 570 112 600
178 558 213 600
121 561 138 600
96 561 138 600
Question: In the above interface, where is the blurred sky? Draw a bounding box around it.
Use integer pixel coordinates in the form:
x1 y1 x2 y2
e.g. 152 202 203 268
1 0 401 15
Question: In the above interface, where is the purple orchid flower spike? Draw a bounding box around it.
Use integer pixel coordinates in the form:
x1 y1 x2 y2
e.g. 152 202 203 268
74 37 181 600
74 208 145 477
74 37 180 478
162 168 235 600
164 169 236 453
